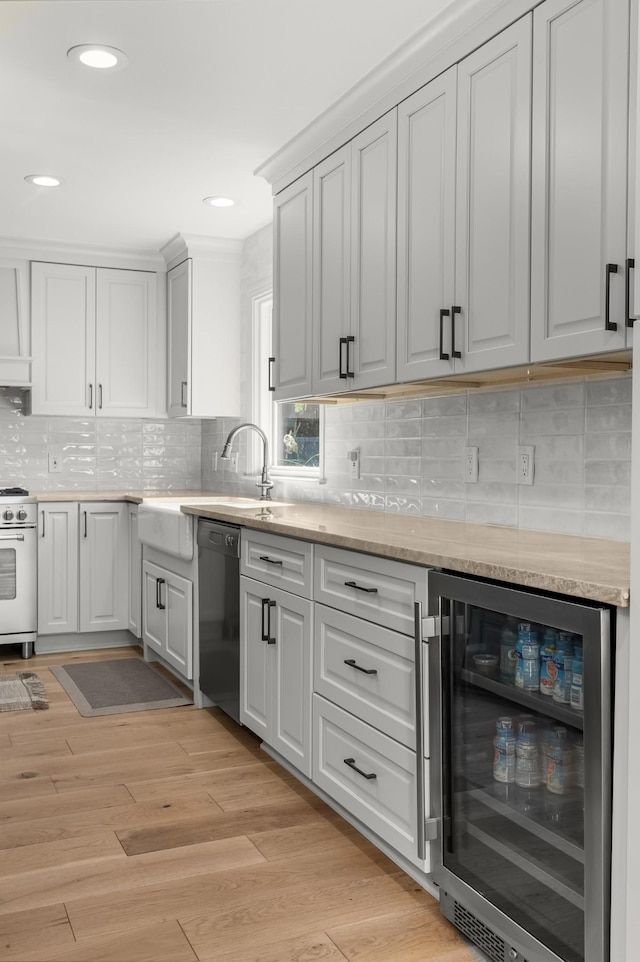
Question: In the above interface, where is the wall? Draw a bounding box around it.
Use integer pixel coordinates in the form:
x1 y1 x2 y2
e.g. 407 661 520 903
202 225 632 541
0 388 202 492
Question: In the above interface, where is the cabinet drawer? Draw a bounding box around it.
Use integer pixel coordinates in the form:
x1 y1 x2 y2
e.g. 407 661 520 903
313 694 419 864
314 544 428 634
241 530 313 598
314 604 416 749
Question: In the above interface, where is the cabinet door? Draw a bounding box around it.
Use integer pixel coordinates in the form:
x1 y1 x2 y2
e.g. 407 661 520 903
240 576 270 739
0 258 30 385
37 503 78 635
531 0 629 361
454 16 532 373
312 145 351 395
142 560 166 656
164 570 193 679
270 586 312 777
273 172 314 400
79 503 129 632
128 505 141 638
31 262 95 416
350 111 397 390
397 68 457 382
95 269 157 417
167 259 191 417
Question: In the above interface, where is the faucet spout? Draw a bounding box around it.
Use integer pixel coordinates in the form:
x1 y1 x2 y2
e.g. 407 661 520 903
220 422 274 500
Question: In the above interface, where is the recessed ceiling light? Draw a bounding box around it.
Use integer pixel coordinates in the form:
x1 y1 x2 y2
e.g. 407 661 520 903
24 174 63 188
67 44 128 70
203 196 235 208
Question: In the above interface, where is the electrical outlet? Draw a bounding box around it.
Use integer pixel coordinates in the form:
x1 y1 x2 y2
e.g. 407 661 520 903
48 451 62 474
464 446 479 483
518 445 534 485
348 448 360 480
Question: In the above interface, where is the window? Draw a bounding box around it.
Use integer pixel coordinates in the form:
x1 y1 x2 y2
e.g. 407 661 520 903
251 292 323 478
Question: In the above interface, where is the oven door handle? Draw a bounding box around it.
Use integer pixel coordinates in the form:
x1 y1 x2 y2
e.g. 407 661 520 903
0 533 25 541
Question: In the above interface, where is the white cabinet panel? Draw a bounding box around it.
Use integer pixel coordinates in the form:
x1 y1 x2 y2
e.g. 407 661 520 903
454 16 531 373
142 558 193 679
128 504 141 639
37 502 79 635
273 172 314 400
397 69 457 382
142 563 165 656
240 577 271 740
167 258 190 417
0 258 31 385
79 503 129 632
531 0 629 360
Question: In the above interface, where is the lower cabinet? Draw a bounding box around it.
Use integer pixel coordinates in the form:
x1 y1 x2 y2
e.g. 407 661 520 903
142 559 193 679
240 575 312 777
128 504 141 638
38 501 129 636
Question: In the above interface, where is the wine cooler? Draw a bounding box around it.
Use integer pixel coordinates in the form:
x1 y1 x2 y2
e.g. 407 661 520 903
428 571 612 962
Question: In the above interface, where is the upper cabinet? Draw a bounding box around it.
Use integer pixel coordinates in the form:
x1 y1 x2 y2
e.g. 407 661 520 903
0 258 31 386
530 0 631 362
31 262 161 417
397 18 532 381
163 235 242 418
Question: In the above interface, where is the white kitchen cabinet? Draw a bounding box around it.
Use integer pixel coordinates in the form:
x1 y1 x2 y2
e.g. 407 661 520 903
128 504 141 639
531 0 630 361
273 173 314 401
164 237 241 418
30 262 159 417
142 559 193 679
79 503 129 633
397 18 531 382
240 575 312 776
0 258 31 386
37 502 79 635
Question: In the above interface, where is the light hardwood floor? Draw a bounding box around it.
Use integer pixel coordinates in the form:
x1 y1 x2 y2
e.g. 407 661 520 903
0 646 475 962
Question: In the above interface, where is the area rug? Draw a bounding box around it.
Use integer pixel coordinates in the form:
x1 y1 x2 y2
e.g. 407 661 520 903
50 659 191 717
0 672 49 712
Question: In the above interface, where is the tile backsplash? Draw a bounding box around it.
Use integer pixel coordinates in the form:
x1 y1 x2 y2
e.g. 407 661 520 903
0 388 202 492
202 375 632 541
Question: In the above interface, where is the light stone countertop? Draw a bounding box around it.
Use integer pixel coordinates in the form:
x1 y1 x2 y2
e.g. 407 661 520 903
31 490 630 606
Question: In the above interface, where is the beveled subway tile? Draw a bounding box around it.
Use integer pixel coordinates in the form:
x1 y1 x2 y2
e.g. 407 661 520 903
384 438 422 459
351 492 385 509
421 478 466 500
478 459 517 483
520 409 585 436
518 505 584 536
584 460 631 485
353 474 385 492
466 501 518 527
385 399 423 420
325 422 354 441
584 511 630 541
422 437 466 458
468 412 520 437
468 389 520 414
521 382 585 410
518 482 584 510
422 457 464 480
533 460 584 485
422 394 467 417
469 481 517 504
384 457 422 477
467 436 518 459
422 415 467 438
519 434 584 460
585 484 630 513
585 404 632 433
384 494 422 513
385 418 422 439
586 376 632 406
385 475 421 495
421 497 466 521
352 420 385 440
585 432 631 459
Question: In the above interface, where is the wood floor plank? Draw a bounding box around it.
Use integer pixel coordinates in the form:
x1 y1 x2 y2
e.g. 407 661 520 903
207 930 349 962
0 740 191 783
248 814 361 862
0 772 56 804
0 903 75 961
0 831 124 879
0 836 265 917
0 792 222 850
327 905 475 962
0 738 72 762
47 920 198 962
0 784 133 826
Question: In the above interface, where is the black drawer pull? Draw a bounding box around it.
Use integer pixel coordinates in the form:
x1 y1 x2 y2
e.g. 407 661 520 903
439 308 450 360
344 757 377 780
605 263 618 331
259 555 283 566
451 305 462 358
626 258 635 327
344 658 377 676
344 580 378 594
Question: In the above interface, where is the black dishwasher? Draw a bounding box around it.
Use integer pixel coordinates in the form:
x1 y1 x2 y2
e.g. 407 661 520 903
197 519 241 724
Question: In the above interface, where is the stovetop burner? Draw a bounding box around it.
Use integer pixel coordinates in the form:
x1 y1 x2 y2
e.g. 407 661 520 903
0 487 29 498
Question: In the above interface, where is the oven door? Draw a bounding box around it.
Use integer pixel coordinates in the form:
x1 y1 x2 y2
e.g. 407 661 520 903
0 527 37 636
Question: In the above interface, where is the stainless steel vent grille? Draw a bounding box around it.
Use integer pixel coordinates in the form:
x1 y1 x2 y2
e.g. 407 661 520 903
453 900 505 962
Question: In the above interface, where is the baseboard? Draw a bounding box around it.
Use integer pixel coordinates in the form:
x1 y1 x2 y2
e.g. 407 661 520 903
35 630 139 654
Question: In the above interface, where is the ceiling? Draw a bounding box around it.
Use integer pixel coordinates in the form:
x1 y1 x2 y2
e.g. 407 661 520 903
1 0 456 254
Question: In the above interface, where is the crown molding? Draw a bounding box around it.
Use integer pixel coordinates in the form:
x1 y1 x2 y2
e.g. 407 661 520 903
0 234 165 271
160 232 244 269
255 0 534 194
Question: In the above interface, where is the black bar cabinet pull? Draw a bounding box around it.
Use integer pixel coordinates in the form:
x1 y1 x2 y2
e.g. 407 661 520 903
344 580 378 594
88 383 93 410
605 263 618 331
261 598 276 644
98 383 103 409
41 511 45 539
339 337 348 378
267 599 276 644
451 306 462 358
344 658 377 676
344 757 377 780
83 511 87 538
345 335 355 378
439 308 450 360
259 555 283 566
268 356 276 391
626 258 635 328
156 578 165 610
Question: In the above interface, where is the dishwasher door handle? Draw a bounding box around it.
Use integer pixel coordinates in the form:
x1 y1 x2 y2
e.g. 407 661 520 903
261 597 276 644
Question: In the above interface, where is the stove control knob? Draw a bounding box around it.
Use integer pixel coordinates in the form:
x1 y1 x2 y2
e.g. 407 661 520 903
16 509 27 521
3 509 14 521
